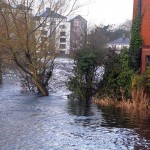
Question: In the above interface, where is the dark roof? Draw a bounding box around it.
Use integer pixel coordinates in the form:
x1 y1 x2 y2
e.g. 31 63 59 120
71 15 87 22
16 4 32 10
40 7 65 19
110 37 130 45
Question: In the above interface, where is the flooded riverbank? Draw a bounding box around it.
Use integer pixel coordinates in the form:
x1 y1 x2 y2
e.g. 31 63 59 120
0 58 150 150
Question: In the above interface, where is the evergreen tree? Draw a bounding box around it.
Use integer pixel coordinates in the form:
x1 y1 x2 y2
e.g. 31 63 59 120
129 0 143 71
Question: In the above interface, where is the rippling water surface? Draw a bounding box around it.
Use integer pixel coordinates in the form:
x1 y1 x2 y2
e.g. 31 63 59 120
0 58 150 150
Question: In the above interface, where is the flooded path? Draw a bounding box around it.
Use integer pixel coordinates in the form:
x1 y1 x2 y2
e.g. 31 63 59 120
0 58 150 150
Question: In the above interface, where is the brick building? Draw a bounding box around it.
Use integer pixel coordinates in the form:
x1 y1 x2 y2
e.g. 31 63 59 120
133 0 150 73
70 15 87 53
36 11 87 55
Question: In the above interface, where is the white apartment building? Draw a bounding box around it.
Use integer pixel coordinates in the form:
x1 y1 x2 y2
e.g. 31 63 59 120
36 8 70 55
55 19 70 54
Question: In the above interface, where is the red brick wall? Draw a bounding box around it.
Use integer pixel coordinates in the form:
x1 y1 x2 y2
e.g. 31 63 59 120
133 0 150 45
141 0 150 45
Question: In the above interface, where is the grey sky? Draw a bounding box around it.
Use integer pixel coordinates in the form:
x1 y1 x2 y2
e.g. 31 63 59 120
77 0 133 25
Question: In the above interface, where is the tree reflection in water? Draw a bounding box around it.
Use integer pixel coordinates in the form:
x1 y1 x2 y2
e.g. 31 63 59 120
67 98 150 149
98 105 150 141
67 97 93 117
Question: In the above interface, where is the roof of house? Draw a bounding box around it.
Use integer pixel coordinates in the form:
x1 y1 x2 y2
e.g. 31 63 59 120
70 15 87 22
40 7 66 19
109 37 130 45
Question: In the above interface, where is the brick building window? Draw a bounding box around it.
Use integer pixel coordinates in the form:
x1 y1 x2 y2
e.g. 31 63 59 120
147 56 150 66
74 20 79 26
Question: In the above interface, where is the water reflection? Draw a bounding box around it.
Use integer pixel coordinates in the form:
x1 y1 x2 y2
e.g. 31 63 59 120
1 60 150 150
99 105 150 141
67 98 150 149
67 98 93 116
0 89 150 149
97 106 139 128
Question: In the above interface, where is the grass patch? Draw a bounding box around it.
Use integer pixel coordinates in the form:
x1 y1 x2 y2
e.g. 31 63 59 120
93 89 150 111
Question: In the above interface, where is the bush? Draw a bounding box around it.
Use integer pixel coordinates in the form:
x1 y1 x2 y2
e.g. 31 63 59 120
129 0 143 71
132 74 145 90
98 48 134 100
131 67 150 94
145 67 150 89
68 49 104 101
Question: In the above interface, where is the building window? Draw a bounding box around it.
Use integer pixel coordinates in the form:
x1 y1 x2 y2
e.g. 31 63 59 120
60 32 66 36
74 20 79 26
59 50 65 55
59 25 66 29
60 38 66 43
60 44 66 49
41 30 47 35
41 37 48 42
147 56 150 66
39 23 47 28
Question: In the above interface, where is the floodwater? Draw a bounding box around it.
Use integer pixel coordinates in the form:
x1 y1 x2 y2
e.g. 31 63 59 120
0 58 150 150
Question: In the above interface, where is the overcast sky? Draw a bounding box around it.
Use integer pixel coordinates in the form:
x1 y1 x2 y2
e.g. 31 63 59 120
77 0 133 25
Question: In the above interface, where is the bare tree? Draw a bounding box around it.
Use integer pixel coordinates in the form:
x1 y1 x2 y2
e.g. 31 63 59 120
0 0 79 95
118 20 132 31
87 25 113 50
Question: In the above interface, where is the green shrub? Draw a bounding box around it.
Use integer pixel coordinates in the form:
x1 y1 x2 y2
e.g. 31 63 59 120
145 67 150 88
131 67 150 97
68 49 104 101
129 0 143 71
98 48 133 100
132 74 145 90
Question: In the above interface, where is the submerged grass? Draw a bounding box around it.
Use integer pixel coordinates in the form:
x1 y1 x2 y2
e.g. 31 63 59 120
93 89 150 111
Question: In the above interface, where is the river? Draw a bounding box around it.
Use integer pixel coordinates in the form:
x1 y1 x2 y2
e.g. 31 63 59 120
0 58 150 150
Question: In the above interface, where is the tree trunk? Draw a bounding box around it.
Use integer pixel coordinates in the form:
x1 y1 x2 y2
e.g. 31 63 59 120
34 79 49 96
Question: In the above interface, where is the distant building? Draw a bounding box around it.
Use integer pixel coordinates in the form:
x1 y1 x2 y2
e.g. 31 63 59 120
15 4 33 15
0 0 11 10
0 2 87 55
0 0 9 22
36 10 87 54
70 15 87 53
108 36 130 53
35 7 71 54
